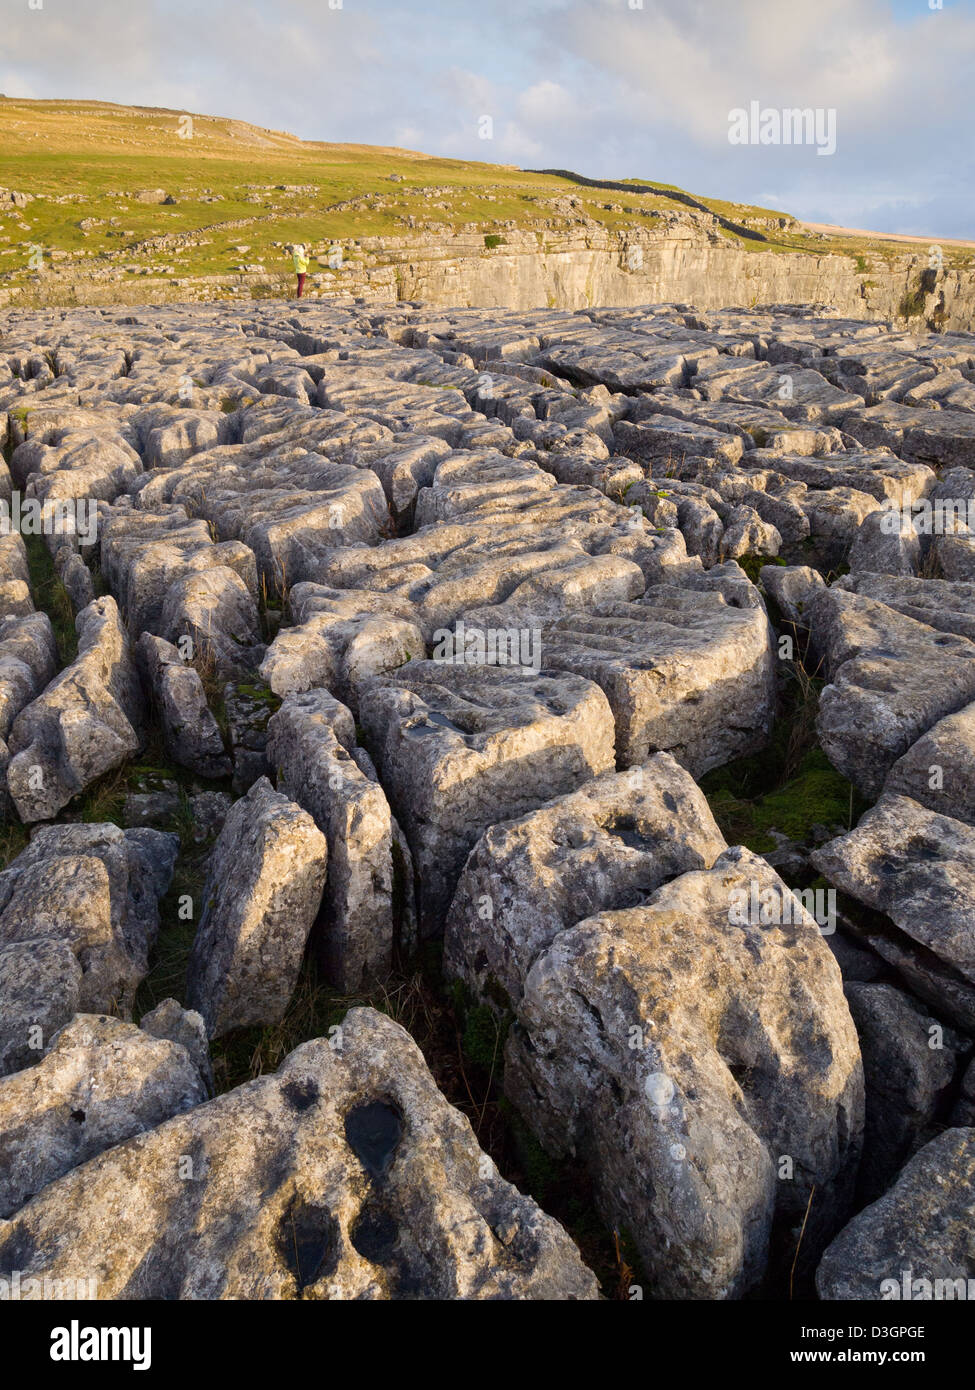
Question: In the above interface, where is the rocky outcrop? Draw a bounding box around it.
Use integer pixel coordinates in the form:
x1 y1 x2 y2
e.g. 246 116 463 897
444 757 727 1012
5 597 144 821
268 689 412 989
9 212 975 332
5 293 975 1303
186 778 329 1038
817 1128 975 1301
0 1008 599 1300
0 824 178 1073
505 848 864 1298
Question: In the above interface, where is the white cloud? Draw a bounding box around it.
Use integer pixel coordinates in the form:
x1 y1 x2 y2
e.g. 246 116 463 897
516 81 575 126
0 0 971 236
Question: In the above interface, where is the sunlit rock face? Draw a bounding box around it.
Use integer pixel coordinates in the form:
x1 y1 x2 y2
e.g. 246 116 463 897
0 296 972 1300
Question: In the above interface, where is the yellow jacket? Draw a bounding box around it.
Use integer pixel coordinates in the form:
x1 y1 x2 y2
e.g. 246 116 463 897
292 247 309 273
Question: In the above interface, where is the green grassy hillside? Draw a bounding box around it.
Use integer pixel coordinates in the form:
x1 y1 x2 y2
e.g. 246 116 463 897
0 97 970 295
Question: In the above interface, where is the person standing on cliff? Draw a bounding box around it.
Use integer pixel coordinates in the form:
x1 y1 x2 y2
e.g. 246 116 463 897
291 243 309 298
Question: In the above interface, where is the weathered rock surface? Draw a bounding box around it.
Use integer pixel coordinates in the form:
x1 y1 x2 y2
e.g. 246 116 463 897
0 941 82 1079
268 690 412 989
259 584 424 707
0 534 33 617
845 983 961 1202
848 508 921 576
885 699 975 823
0 823 178 1031
5 296 975 1301
136 437 393 589
358 661 615 935
137 632 231 778
222 679 276 793
810 588 975 797
444 757 727 1011
505 847 864 1298
0 1008 599 1300
159 566 264 676
814 796 975 1028
759 563 826 624
719 504 782 560
836 571 975 643
460 588 776 776
321 527 658 640
843 400 975 469
54 543 97 611
98 504 260 639
139 997 213 1095
10 422 142 508
817 1128 975 1301
186 778 329 1038
953 1060 975 1126
0 1013 206 1218
6 596 144 821
0 610 59 810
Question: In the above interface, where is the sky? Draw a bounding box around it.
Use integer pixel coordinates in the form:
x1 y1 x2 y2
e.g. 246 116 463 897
1 0 973 237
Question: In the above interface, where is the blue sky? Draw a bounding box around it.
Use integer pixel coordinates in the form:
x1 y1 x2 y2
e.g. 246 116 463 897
1 0 972 237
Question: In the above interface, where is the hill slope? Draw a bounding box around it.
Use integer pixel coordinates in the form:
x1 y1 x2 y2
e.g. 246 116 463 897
0 97 972 324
